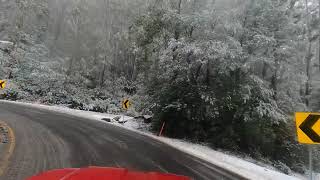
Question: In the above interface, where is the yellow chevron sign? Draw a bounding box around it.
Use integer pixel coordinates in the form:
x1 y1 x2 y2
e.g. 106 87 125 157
0 80 6 89
122 99 130 110
295 112 320 144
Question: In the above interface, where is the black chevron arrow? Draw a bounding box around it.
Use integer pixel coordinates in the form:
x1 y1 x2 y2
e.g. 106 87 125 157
299 114 320 143
124 100 129 109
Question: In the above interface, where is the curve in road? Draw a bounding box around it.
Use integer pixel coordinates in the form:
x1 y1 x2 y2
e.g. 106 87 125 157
0 101 246 180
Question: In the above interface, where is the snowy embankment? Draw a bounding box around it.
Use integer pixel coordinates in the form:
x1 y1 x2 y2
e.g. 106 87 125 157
0 100 305 180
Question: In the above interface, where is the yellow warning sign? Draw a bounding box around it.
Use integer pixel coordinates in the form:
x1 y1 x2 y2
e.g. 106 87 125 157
0 80 6 89
295 112 320 144
122 99 130 110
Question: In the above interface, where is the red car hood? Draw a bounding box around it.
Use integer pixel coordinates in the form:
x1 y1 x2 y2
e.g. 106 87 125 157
26 167 191 180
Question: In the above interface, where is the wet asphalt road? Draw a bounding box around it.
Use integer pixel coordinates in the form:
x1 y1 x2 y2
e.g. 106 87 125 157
0 101 246 180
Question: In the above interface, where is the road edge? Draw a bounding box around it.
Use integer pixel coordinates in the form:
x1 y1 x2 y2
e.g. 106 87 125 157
0 100 250 179
0 121 15 176
2 100 300 179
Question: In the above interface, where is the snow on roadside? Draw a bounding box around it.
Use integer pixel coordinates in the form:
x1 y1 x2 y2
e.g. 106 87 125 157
0 40 14 50
0 41 13 44
0 100 304 180
154 138 304 180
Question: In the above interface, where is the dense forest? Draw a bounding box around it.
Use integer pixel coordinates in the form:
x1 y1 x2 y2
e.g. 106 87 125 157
1 0 320 175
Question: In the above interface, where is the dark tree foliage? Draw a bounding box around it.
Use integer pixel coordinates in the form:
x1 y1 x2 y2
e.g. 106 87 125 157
130 0 317 173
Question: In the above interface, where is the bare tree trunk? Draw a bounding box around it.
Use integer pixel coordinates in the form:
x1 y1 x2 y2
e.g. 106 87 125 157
177 0 182 14
68 29 80 75
100 56 107 87
318 36 320 71
100 0 111 88
305 42 312 106
67 57 74 75
54 4 66 41
262 62 268 79
153 0 163 9
174 0 182 40
318 0 320 71
304 0 312 106
271 57 279 100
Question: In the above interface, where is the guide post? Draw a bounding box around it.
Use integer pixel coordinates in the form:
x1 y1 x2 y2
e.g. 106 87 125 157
122 99 130 123
309 146 312 180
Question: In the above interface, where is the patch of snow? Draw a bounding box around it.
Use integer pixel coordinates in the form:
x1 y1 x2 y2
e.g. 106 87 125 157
143 115 152 119
0 41 13 45
0 40 14 51
0 100 305 180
